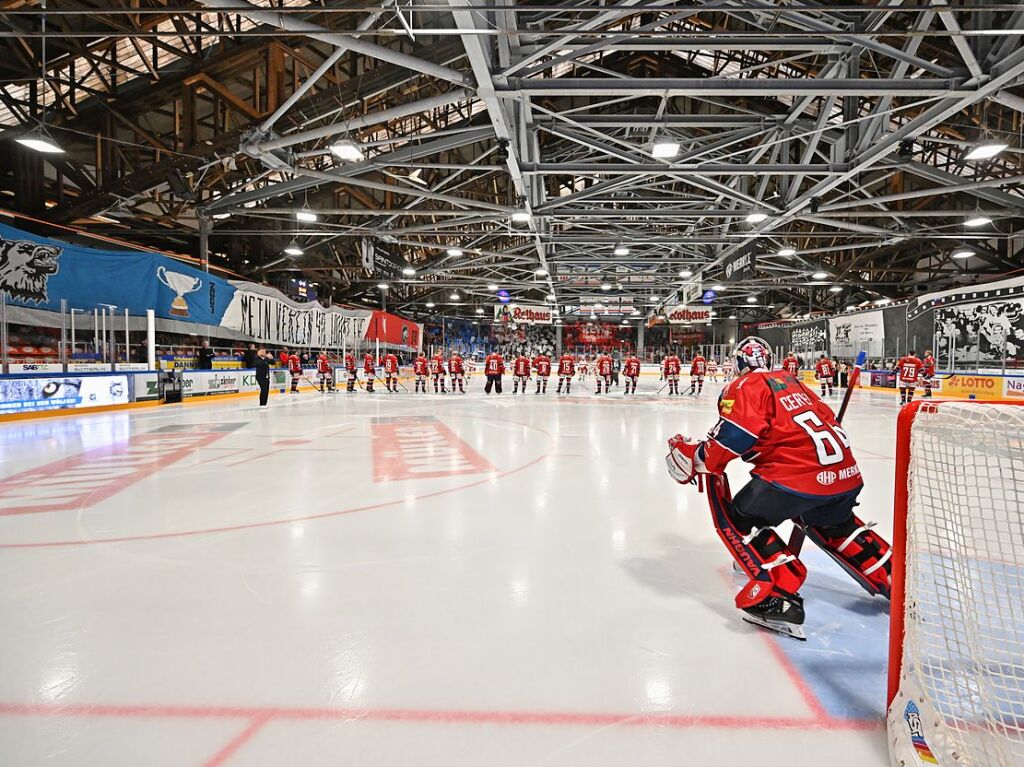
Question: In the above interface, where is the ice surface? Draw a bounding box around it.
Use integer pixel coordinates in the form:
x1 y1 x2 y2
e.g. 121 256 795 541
0 382 906 765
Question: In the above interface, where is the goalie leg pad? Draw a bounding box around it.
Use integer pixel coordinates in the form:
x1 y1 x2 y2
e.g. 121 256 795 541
707 481 807 608
804 516 892 598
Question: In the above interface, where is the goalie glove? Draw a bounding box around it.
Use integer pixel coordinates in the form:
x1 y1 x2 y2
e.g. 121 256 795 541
665 435 708 485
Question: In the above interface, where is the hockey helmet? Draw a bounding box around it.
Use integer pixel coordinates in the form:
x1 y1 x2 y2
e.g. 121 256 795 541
734 336 773 374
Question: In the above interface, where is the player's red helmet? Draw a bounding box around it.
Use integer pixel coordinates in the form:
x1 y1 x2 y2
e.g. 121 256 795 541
734 336 772 374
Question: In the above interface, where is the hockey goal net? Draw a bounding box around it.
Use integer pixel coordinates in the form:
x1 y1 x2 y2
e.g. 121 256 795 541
888 400 1024 766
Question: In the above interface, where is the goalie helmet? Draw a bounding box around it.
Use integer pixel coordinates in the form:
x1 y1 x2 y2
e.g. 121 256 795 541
734 336 773 374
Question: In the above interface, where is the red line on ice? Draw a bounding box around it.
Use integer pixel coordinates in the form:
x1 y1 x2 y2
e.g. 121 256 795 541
0 700 878 731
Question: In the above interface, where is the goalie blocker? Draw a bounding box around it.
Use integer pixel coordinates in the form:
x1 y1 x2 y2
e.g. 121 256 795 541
665 337 892 639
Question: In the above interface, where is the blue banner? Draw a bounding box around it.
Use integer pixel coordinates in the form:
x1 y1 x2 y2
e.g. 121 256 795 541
0 222 236 324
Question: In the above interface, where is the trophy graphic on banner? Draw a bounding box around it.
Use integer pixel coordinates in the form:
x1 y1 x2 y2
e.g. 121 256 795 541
156 266 202 317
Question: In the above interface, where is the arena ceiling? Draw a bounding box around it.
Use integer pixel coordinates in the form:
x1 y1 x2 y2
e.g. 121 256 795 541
1 1 1023 324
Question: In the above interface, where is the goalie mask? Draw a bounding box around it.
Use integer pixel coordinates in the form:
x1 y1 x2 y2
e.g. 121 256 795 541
734 337 773 374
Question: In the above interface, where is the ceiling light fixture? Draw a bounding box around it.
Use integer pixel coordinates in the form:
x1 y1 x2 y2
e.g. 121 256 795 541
426 302 435 308
679 269 693 278
614 245 630 256
951 247 974 260
450 292 461 301
402 267 416 276
377 283 388 290
283 241 303 256
965 215 992 228
711 284 725 291
965 141 1008 161
487 283 499 291
746 296 757 303
295 209 317 223
745 212 769 224
328 140 365 162
535 268 548 276
812 271 829 280
447 248 464 257
476 307 485 315
829 285 843 293
511 210 531 223
601 283 612 291
777 247 796 257
651 140 680 159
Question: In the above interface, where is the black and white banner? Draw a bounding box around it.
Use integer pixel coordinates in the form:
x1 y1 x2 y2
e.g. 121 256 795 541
221 286 371 347
829 311 885 357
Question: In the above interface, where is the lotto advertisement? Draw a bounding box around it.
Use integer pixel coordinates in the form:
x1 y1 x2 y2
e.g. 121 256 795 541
0 375 130 414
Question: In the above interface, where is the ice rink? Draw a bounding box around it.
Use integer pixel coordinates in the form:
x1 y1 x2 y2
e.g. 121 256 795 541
0 378 902 766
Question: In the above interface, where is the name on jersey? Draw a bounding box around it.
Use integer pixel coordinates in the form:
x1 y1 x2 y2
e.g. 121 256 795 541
779 391 813 412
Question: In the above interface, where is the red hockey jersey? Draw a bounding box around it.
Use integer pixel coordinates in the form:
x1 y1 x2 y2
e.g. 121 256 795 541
896 355 923 384
514 356 531 377
316 354 331 374
691 356 707 376
699 371 862 497
623 357 641 377
815 358 835 379
597 356 613 376
558 354 575 376
449 355 464 374
484 353 504 375
783 356 800 376
344 353 356 371
384 354 399 374
922 355 936 377
364 353 375 374
533 355 551 376
287 354 302 374
430 355 446 375
413 357 429 376
663 356 681 375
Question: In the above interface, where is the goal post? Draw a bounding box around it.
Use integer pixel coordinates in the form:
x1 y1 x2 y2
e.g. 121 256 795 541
887 400 1024 766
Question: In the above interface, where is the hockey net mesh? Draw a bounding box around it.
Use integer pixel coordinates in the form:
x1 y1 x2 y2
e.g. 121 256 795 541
895 402 1024 765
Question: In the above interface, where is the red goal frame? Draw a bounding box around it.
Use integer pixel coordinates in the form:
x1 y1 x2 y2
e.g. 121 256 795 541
887 398 1024 708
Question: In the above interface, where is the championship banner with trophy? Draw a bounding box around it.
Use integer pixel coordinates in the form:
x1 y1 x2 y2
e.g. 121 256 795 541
0 222 423 350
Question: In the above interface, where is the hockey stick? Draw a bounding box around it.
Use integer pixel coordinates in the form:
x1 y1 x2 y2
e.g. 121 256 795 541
788 349 867 554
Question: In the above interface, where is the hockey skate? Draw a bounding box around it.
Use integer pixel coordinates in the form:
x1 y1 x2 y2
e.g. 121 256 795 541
741 594 806 641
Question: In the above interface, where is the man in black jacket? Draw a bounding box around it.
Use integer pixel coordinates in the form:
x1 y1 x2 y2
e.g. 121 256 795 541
254 347 273 406
197 340 215 370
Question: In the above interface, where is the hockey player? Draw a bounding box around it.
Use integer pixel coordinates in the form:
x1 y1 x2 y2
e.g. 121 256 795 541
782 351 800 377
287 351 303 393
484 351 504 394
595 353 613 394
688 353 707 395
707 358 719 383
623 354 641 394
344 351 358 393
413 353 429 393
577 358 590 383
512 353 531 394
449 352 466 394
921 350 936 399
430 352 448 393
533 353 551 394
316 351 334 393
557 352 575 394
363 352 376 393
722 359 735 381
894 351 923 406
815 354 835 397
665 337 892 639
384 352 400 392
662 353 681 395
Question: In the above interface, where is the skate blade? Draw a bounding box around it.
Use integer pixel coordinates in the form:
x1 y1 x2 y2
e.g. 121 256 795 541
741 613 807 641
